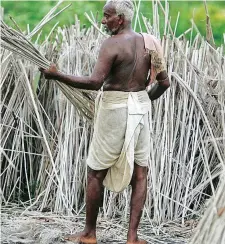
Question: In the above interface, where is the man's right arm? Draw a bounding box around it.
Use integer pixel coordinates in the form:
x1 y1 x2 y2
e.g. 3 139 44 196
40 38 117 91
148 70 170 101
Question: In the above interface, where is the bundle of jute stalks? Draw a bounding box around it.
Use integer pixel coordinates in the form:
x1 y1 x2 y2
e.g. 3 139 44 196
1 1 97 122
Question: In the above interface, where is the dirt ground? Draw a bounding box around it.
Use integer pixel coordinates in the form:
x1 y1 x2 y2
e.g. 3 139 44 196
1 206 196 244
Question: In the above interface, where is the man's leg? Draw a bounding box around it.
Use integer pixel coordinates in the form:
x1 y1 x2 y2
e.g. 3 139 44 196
65 167 108 243
127 163 147 244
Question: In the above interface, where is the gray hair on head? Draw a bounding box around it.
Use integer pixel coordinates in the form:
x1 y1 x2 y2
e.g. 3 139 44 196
106 0 134 21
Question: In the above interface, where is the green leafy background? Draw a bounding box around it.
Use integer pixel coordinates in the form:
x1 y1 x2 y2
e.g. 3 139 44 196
1 1 225 46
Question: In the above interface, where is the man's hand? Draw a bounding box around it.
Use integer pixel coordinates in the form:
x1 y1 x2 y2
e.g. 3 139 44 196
148 70 170 101
39 63 59 80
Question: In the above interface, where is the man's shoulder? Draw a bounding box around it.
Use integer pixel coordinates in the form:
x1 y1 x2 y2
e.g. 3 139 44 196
140 33 163 52
104 32 139 45
102 31 145 50
99 36 120 56
140 32 159 41
101 35 123 51
105 34 125 42
102 36 118 46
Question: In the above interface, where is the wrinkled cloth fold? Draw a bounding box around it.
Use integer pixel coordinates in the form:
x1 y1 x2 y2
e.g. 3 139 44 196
140 33 166 83
86 90 151 192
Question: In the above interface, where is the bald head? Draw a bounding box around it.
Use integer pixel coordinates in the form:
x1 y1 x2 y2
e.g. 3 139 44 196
105 0 134 22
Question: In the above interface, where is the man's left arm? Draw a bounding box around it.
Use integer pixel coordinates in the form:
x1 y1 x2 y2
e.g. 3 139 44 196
148 70 170 101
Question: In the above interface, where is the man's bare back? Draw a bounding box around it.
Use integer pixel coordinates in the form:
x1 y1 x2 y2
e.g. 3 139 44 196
40 3 169 99
102 31 150 92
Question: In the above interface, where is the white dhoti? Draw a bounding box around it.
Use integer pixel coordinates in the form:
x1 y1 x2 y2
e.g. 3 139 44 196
86 90 151 192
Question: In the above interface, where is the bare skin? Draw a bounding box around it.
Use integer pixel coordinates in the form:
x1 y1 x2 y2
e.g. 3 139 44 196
40 3 169 95
64 167 108 244
64 165 147 244
40 2 170 244
127 164 148 244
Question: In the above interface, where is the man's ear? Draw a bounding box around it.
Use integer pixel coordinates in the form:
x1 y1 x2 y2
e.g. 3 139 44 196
118 14 125 25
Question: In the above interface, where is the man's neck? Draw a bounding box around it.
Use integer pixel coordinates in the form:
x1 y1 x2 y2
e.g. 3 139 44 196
116 24 133 35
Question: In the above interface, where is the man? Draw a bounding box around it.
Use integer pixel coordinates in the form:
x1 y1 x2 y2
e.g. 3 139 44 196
40 0 170 243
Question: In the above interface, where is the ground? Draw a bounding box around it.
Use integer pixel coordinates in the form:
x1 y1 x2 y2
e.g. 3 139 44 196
1 205 196 244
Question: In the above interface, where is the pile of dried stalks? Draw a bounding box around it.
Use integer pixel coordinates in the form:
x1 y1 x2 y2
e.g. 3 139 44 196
1 204 191 244
1 0 225 243
190 174 225 244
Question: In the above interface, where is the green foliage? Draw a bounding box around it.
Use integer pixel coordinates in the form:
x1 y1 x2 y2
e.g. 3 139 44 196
1 0 224 46
193 3 225 45
1 1 104 39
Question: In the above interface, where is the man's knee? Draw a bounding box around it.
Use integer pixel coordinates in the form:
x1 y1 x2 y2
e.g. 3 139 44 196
132 164 147 182
87 167 108 182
